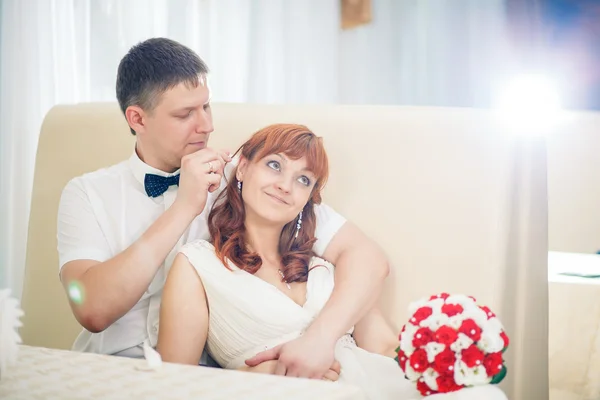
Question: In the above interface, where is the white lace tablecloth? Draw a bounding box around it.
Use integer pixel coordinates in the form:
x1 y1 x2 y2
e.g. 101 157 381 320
0 345 364 400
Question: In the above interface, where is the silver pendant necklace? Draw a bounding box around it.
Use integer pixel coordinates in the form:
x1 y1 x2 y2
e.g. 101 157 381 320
278 269 291 290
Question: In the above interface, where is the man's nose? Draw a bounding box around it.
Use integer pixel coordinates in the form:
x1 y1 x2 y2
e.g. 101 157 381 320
195 110 213 133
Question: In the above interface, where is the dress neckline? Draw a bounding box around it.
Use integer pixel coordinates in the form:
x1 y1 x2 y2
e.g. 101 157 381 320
203 241 311 309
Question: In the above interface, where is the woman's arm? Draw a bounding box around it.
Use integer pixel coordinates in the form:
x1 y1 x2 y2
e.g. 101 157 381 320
352 306 399 358
156 253 209 365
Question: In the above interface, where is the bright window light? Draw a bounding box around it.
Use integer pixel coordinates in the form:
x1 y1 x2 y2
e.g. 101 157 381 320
493 74 563 135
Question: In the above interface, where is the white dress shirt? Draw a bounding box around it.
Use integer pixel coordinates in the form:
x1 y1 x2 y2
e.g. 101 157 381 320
57 150 346 359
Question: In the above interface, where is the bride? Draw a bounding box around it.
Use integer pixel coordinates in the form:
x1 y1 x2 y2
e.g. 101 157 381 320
156 124 507 400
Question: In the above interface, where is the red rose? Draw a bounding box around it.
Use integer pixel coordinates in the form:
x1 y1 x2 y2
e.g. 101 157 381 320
483 352 503 376
461 344 485 368
397 350 408 371
417 379 436 396
409 348 429 373
480 305 495 319
412 327 435 347
459 319 482 341
500 331 510 349
411 306 433 324
435 325 458 345
442 303 464 317
433 348 456 374
436 372 463 393
429 293 450 301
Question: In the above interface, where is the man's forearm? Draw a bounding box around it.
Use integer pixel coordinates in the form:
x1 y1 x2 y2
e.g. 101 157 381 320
64 202 197 332
305 242 389 343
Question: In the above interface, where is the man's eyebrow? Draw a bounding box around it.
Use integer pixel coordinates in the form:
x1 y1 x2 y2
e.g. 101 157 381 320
173 99 211 112
171 106 195 113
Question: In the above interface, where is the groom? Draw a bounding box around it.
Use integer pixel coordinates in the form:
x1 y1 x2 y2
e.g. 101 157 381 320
57 37 390 379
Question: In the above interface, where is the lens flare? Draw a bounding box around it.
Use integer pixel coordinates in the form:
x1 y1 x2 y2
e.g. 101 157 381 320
68 281 85 305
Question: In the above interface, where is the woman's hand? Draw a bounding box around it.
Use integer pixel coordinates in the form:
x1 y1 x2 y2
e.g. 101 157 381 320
239 359 341 382
322 360 341 381
238 360 279 374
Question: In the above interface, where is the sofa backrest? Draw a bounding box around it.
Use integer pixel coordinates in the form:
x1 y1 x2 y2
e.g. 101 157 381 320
21 102 550 399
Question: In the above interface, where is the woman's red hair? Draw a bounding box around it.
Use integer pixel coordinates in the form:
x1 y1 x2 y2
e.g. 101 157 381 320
208 123 329 283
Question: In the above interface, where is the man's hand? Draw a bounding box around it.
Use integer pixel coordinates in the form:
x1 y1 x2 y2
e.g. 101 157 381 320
175 148 231 216
245 333 338 379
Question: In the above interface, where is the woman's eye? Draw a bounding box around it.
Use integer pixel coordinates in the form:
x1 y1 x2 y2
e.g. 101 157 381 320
298 176 311 186
267 160 281 171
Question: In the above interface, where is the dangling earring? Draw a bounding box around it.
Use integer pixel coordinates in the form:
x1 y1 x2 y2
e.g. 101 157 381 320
294 211 303 238
237 181 242 192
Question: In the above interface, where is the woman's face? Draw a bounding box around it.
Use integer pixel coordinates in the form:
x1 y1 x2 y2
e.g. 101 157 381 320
237 153 316 226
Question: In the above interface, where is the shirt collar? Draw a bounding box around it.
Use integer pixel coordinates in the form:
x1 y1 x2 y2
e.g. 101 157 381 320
128 148 181 188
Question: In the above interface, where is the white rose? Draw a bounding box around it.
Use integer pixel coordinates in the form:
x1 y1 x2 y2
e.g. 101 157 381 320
454 360 493 386
450 333 474 353
447 315 464 330
428 298 445 313
404 363 422 382
454 360 470 386
425 341 446 363
467 306 488 327
486 317 504 333
470 365 493 385
404 322 419 337
420 313 450 331
422 368 440 391
400 324 418 354
477 330 505 353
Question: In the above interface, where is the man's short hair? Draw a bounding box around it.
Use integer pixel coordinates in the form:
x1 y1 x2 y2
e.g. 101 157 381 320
116 37 209 135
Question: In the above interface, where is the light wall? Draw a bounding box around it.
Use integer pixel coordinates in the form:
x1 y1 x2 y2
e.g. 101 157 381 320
548 110 600 253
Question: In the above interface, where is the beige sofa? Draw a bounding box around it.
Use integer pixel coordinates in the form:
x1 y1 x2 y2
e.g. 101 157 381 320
20 102 550 399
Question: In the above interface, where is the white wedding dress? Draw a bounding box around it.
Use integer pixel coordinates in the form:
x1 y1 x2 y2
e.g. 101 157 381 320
179 240 507 400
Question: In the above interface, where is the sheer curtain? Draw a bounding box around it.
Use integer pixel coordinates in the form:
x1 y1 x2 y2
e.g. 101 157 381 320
0 0 509 298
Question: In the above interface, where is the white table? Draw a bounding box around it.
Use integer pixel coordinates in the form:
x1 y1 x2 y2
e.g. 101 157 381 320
549 252 600 400
0 345 364 400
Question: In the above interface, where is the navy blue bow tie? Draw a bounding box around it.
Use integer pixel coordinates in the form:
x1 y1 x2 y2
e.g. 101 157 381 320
144 173 180 197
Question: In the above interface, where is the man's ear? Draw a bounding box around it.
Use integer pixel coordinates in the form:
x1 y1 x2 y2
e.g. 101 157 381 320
236 157 248 182
125 105 147 135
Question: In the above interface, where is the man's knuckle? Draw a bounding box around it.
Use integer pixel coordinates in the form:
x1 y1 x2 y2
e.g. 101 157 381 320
282 358 294 367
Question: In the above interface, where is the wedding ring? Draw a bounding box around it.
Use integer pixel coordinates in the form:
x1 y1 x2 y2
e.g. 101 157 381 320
207 161 214 173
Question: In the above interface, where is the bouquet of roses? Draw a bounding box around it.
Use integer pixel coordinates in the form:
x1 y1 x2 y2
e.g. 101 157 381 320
395 293 509 396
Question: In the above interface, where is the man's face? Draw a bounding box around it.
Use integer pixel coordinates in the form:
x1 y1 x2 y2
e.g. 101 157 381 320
137 76 213 171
